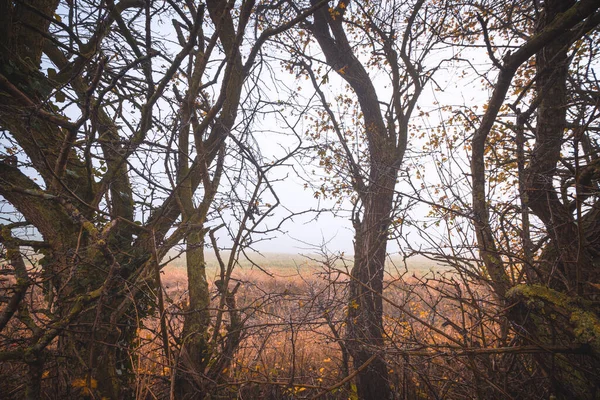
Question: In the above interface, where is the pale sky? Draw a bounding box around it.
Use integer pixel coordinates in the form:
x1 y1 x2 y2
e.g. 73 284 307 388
0 6 499 259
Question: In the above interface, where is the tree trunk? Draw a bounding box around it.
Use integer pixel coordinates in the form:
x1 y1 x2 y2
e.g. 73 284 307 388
173 1 245 395
523 0 596 292
176 232 211 399
514 1 600 398
347 170 396 400
467 1 600 398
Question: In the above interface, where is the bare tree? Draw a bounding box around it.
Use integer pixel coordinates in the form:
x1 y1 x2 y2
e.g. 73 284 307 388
0 0 321 398
462 0 600 397
278 0 453 397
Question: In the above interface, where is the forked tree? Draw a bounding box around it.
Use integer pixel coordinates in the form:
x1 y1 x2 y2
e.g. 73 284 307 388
0 0 321 398
465 0 600 397
280 0 452 397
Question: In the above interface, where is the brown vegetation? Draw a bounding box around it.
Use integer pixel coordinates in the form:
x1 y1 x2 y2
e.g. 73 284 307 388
1 0 599 399
0 253 563 399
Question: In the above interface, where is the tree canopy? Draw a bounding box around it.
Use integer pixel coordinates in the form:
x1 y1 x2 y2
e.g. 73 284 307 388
1 1 599 399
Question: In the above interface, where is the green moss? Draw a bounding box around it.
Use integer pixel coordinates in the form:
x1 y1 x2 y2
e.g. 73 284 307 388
81 221 97 235
570 310 600 352
508 284 600 352
507 284 570 308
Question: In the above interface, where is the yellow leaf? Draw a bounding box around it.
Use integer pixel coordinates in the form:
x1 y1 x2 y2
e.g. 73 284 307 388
71 377 97 395
71 377 97 389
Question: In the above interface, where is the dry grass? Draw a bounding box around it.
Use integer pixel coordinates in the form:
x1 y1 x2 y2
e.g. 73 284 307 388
1 252 546 399
131 253 493 399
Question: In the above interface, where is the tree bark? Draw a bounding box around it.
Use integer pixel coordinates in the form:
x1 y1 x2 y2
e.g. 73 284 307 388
467 0 600 398
524 0 598 292
348 172 396 400
307 2 399 397
174 1 247 397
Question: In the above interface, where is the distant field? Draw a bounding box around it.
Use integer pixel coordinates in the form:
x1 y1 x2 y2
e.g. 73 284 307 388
161 251 450 283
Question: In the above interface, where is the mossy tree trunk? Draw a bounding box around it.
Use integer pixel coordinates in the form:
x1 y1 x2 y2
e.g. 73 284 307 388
518 1 600 397
469 0 600 398
0 1 320 398
0 1 191 397
0 1 128 396
173 1 245 397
